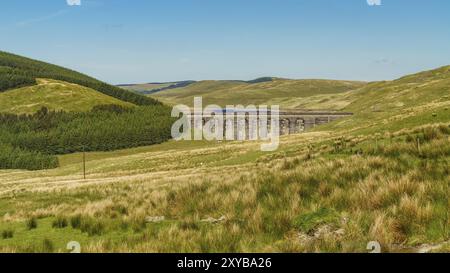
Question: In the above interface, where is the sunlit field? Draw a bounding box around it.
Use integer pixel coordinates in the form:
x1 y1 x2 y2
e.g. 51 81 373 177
1 115 448 252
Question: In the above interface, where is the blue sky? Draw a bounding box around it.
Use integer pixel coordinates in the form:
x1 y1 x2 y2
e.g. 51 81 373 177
1 0 450 84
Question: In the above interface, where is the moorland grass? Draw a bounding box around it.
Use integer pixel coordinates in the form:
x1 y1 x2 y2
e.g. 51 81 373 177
0 124 447 252
0 66 449 252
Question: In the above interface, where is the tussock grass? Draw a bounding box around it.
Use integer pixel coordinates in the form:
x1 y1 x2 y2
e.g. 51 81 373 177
0 115 448 252
26 218 37 230
52 217 68 229
1 229 14 239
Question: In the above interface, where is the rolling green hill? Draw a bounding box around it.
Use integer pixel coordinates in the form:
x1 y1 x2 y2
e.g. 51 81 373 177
305 65 450 135
145 78 366 108
0 79 134 114
345 65 450 113
0 51 159 106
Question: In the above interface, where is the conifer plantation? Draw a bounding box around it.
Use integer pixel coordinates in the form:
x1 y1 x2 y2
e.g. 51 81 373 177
0 51 175 170
0 51 159 106
0 105 174 170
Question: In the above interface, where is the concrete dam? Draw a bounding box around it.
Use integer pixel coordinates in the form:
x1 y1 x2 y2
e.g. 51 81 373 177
190 109 353 136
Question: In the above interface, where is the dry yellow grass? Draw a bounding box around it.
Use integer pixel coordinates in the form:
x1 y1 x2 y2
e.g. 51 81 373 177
0 123 448 252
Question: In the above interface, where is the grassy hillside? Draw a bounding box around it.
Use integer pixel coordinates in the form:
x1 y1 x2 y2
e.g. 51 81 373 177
0 66 448 252
148 78 366 108
308 65 450 135
0 79 134 114
0 51 159 106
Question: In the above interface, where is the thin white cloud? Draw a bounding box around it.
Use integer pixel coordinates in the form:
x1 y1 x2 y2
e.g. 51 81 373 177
67 0 81 6
16 10 68 27
367 0 382 6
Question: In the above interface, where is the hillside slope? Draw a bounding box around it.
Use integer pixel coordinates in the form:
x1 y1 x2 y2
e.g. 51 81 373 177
312 65 450 134
147 78 366 108
0 51 159 106
0 79 134 114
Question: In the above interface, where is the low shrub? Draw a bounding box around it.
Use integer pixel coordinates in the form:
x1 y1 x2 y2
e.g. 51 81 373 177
1 229 14 239
26 217 38 230
52 216 68 229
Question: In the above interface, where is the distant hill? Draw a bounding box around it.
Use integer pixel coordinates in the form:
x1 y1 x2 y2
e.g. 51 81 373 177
119 77 276 96
0 51 160 107
119 81 196 95
0 79 134 114
140 78 366 108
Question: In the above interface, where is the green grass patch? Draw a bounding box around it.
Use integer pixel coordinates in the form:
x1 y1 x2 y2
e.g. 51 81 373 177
292 208 341 234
